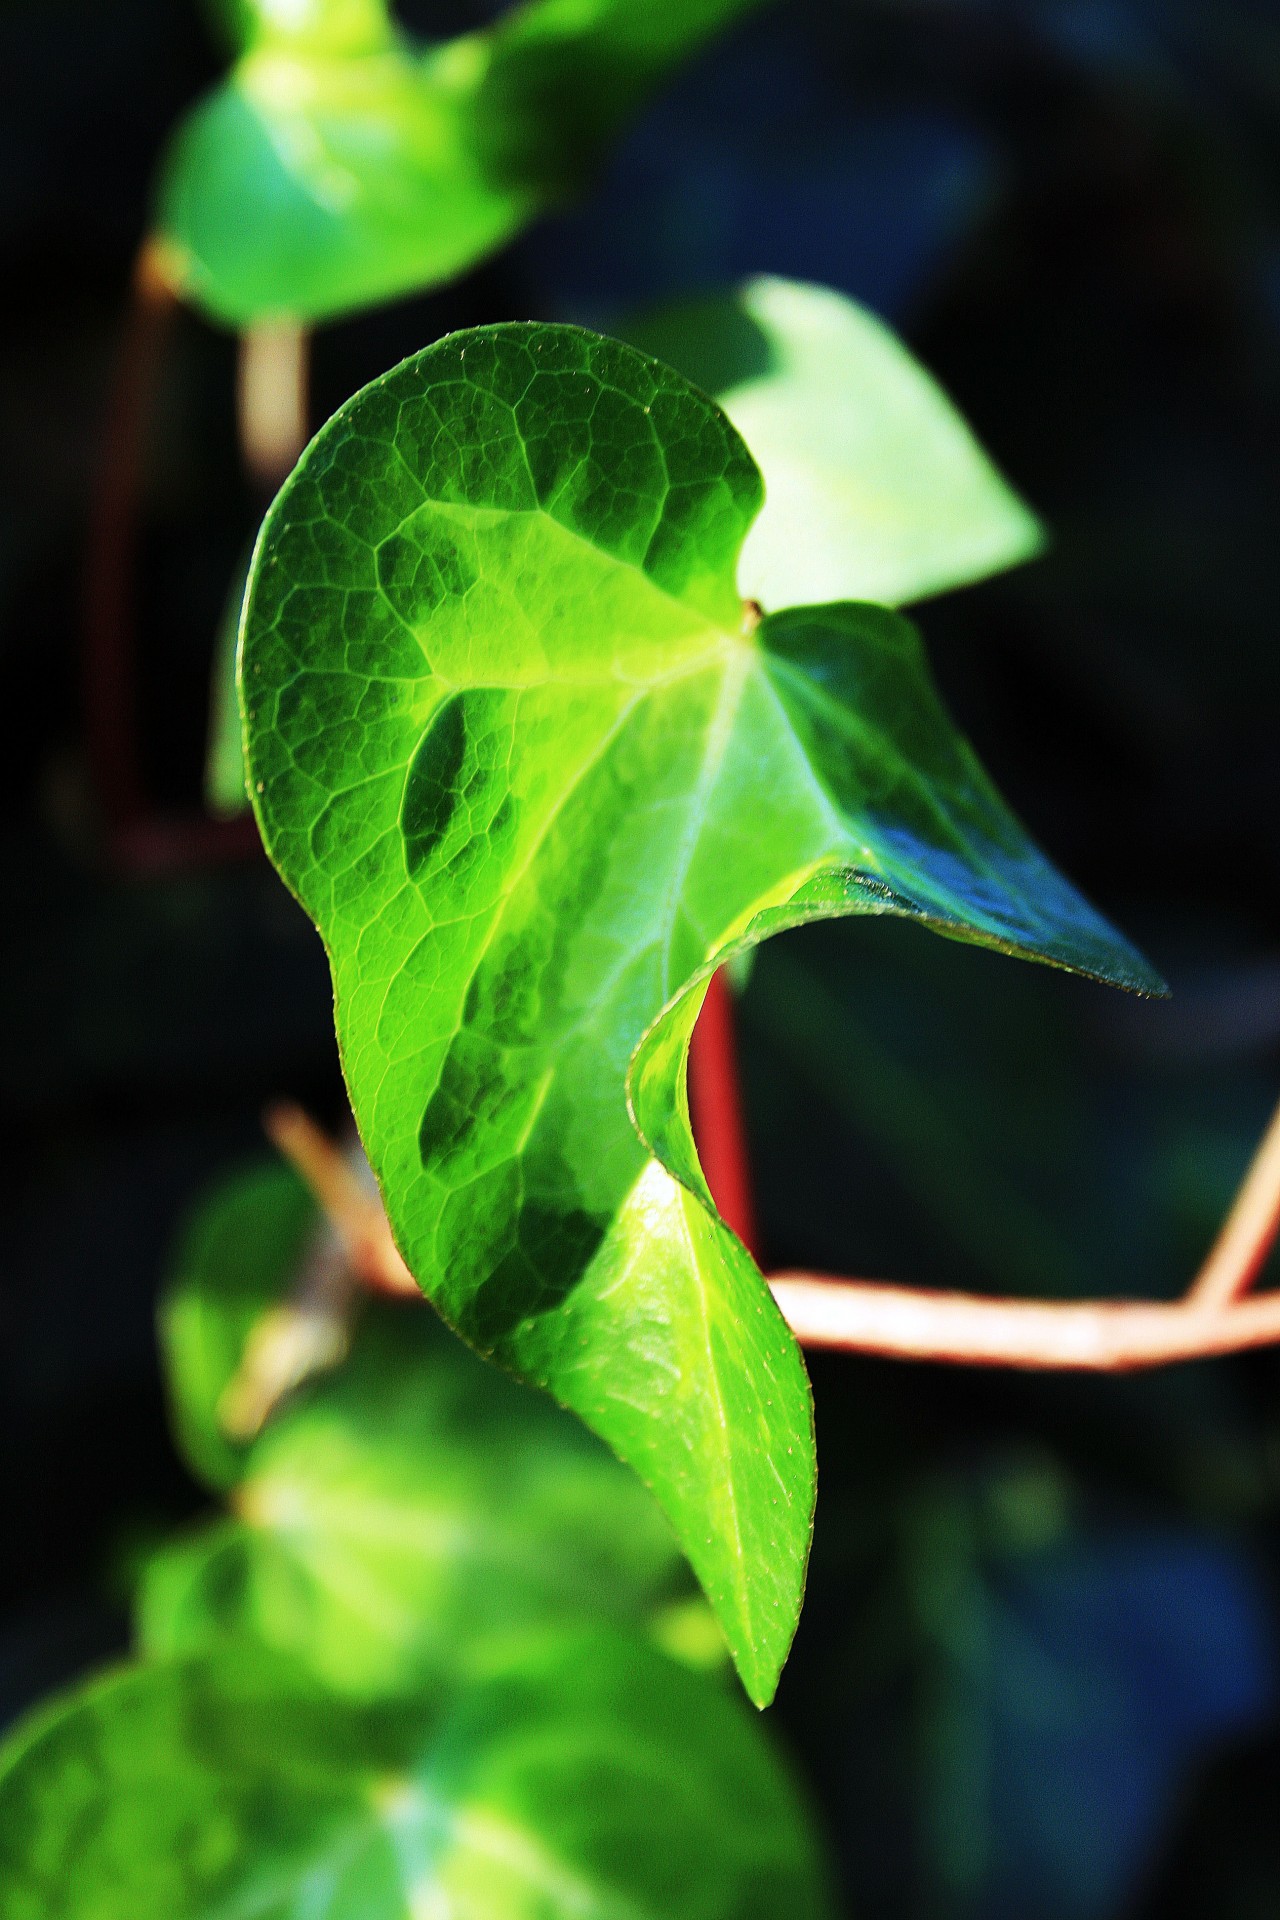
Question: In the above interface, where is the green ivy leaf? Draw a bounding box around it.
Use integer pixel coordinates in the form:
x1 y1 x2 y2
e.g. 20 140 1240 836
0 1636 831 1919
160 1161 318 1490
147 1202 702 1695
239 323 1162 1704
158 0 762 327
208 272 1039 812
624 275 1045 608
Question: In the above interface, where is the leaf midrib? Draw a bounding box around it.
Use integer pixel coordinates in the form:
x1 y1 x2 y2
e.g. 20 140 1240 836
670 1180 749 1659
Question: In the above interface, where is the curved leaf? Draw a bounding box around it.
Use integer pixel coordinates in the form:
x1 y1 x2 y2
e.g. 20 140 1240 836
624 275 1044 608
0 1636 831 1919
158 0 761 326
240 322 1162 1702
149 1226 701 1695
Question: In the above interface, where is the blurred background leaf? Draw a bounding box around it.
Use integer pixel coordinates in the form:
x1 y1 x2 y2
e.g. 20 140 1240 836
158 1159 318 1489
156 0 767 325
623 274 1043 609
144 1161 710 1697
0 1634 832 1918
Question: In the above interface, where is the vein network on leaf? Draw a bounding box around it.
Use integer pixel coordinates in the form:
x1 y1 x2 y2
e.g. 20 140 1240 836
239 320 1161 1705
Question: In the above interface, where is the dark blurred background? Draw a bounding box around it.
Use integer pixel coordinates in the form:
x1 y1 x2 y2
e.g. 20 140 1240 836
3 2 1280 1914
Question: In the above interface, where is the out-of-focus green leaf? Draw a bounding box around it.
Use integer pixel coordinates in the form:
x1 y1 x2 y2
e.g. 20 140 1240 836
160 1161 318 1491
204 547 254 817
0 1636 831 1919
625 275 1044 608
239 322 1161 1702
218 0 395 57
158 0 763 326
144 1292 701 1696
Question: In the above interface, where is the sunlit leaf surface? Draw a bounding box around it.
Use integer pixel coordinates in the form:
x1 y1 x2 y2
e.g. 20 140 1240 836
149 1172 700 1694
209 273 1040 813
240 322 1161 1702
0 1637 830 1919
625 275 1044 609
159 0 761 325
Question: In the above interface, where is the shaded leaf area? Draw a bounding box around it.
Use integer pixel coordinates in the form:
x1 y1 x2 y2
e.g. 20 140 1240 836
0 1635 830 1920
146 1162 705 1697
623 276 1043 611
158 0 763 326
241 321 1158 1702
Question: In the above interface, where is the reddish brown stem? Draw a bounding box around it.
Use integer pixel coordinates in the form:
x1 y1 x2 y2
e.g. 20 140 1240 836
82 247 308 873
1186 1095 1280 1308
688 969 760 1257
84 240 179 830
268 1085 1280 1373
772 1090 1280 1367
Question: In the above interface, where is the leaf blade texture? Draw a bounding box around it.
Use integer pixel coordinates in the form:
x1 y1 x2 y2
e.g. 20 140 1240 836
240 322 1162 1703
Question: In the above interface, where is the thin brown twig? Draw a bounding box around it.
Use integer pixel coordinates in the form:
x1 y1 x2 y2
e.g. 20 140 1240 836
1185 1095 1280 1308
218 1246 352 1439
265 1091 1280 1373
263 1102 418 1297
237 321 310 492
771 1091 1280 1368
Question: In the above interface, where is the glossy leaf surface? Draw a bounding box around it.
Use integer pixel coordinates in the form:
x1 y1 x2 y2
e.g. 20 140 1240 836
625 275 1044 609
240 323 1161 1702
148 1179 699 1694
0 1637 829 1919
158 0 760 326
